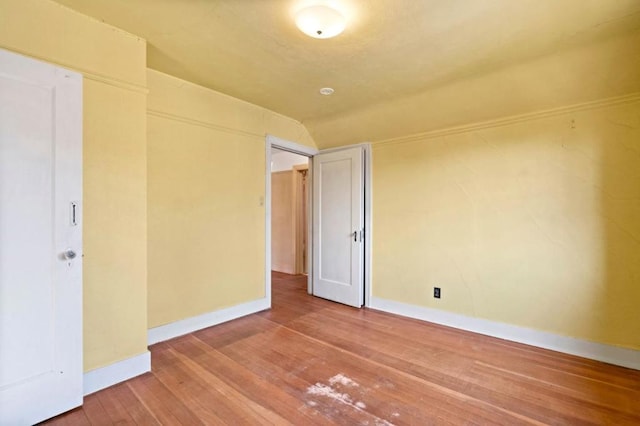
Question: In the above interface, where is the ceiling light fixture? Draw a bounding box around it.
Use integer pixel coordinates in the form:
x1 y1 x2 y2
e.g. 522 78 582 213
295 5 346 39
319 87 335 95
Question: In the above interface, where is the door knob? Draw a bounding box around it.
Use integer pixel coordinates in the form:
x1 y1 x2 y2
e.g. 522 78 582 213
63 248 77 260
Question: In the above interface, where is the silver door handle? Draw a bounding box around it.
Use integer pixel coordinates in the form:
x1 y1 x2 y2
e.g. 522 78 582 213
63 249 77 260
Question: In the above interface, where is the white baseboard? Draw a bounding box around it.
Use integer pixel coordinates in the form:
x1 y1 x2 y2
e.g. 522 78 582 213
369 297 640 370
83 351 151 395
147 297 270 345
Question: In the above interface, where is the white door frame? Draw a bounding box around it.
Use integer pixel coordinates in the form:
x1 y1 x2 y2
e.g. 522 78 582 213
265 135 373 307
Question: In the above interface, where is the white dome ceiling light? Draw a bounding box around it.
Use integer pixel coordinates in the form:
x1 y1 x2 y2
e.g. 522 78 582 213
295 5 346 39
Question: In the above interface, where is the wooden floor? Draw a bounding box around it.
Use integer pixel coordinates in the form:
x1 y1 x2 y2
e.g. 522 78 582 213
45 272 640 425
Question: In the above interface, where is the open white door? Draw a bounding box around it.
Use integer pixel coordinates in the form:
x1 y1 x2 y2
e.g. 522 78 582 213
312 147 364 307
0 49 83 424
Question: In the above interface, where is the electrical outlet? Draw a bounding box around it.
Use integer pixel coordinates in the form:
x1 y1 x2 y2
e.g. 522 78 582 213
434 287 441 299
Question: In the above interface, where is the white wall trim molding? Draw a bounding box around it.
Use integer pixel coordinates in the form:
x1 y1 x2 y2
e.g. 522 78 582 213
83 351 151 396
147 297 270 345
374 92 640 148
370 297 640 370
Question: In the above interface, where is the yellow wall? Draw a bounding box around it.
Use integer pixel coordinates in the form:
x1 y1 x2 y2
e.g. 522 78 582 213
372 99 640 350
0 0 148 371
147 69 315 328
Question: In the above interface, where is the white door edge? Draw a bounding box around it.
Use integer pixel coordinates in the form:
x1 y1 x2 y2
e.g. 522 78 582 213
363 144 373 307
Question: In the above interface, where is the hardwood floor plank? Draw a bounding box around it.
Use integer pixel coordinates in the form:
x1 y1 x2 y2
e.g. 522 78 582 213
109 382 160 425
216 331 412 425
38 407 91 426
193 315 279 350
173 334 330 425
155 345 284 425
468 362 640 424
230 325 538 425
42 273 640 425
340 307 640 390
93 384 138 425
127 373 205 425
284 311 627 424
294 304 640 402
78 394 117 426
474 360 640 412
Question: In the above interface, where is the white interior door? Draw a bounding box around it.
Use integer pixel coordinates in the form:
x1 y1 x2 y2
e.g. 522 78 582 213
0 49 83 425
312 147 364 307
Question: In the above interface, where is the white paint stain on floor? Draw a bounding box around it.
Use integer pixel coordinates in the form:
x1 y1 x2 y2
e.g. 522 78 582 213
329 373 360 387
307 382 354 405
305 373 396 426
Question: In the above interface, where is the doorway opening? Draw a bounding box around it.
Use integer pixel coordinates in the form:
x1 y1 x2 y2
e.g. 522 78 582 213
265 135 317 307
265 135 372 309
270 148 310 276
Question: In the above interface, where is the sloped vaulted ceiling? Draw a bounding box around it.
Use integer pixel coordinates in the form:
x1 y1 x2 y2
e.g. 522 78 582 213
55 0 640 147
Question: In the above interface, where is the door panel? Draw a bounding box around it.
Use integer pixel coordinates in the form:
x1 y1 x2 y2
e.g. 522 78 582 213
0 49 83 425
312 147 364 307
0 77 55 387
